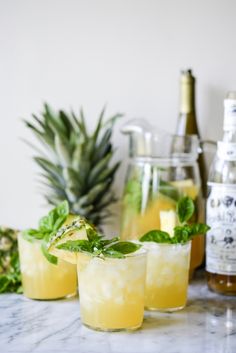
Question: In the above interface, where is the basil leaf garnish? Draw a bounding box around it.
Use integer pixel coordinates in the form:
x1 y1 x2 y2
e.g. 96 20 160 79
23 201 69 264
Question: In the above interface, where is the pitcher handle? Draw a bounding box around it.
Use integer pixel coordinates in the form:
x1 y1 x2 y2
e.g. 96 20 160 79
199 139 217 154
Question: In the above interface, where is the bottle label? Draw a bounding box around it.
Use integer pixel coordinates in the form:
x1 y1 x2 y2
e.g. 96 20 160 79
217 142 236 161
224 99 236 129
206 182 236 275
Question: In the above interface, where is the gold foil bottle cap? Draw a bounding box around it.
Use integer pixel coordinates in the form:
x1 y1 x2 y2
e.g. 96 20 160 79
180 69 195 83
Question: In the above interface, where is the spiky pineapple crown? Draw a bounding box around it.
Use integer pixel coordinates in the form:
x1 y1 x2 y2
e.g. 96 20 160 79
24 104 122 226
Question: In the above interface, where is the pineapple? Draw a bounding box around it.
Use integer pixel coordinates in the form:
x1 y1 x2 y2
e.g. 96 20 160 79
0 227 22 293
24 104 122 227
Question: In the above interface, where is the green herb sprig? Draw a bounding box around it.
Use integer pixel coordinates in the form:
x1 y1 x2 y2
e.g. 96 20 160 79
57 227 141 259
140 196 210 244
22 201 69 264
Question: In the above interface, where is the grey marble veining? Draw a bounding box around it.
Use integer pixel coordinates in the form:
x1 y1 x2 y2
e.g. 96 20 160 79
1 274 236 353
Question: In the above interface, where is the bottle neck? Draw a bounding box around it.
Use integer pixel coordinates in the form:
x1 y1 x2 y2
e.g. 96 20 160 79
179 72 195 114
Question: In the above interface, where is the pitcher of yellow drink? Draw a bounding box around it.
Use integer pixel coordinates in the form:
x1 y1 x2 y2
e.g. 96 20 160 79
120 119 204 277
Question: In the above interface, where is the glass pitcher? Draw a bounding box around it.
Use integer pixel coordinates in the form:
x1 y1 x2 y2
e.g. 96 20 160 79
120 119 205 278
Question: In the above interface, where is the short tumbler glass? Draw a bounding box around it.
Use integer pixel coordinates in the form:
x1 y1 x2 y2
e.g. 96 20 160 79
18 233 77 300
144 241 191 311
77 249 147 331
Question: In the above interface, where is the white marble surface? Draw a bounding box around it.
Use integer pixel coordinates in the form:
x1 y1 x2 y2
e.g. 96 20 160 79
1 273 236 353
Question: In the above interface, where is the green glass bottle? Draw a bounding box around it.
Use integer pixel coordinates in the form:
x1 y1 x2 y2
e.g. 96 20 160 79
176 69 207 196
175 69 207 276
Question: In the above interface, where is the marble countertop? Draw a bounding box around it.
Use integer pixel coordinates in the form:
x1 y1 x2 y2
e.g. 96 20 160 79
1 273 236 353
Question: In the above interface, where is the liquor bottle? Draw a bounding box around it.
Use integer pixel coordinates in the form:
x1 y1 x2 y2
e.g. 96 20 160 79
206 92 236 295
176 69 207 194
175 69 206 276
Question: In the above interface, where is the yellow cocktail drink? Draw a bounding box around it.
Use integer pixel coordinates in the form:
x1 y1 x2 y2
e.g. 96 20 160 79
18 234 77 299
77 250 147 331
144 241 191 311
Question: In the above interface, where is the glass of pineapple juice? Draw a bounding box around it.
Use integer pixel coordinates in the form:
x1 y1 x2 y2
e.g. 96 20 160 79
77 249 147 331
143 241 191 311
18 233 77 300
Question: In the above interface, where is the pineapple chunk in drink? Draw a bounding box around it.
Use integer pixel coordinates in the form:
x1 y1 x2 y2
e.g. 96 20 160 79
77 250 147 331
121 194 176 240
160 210 177 237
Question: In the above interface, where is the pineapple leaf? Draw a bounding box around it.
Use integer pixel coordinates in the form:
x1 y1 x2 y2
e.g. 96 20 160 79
39 172 66 191
31 114 47 130
77 182 111 207
102 113 123 128
21 138 48 158
43 105 66 138
59 110 72 139
71 111 83 132
24 120 55 150
97 161 120 184
72 143 83 170
88 153 113 187
54 135 71 167
77 159 90 188
45 195 64 206
94 193 117 210
31 113 55 144
92 106 106 143
93 128 112 161
62 168 81 189
65 187 79 203
79 108 88 139
72 204 94 216
85 139 97 160
36 179 67 199
34 157 64 184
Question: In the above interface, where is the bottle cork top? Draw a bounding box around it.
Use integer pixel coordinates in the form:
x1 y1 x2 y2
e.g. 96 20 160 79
180 69 195 83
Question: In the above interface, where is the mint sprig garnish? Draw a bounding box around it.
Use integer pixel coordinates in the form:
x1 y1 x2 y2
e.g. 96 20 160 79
140 196 210 244
177 196 194 223
22 201 69 264
57 232 141 259
139 230 171 243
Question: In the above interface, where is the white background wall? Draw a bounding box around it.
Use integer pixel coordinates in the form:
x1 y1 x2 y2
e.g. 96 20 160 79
1 0 236 232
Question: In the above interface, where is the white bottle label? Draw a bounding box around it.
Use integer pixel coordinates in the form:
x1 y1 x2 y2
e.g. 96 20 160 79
206 182 236 275
217 142 236 161
224 98 236 130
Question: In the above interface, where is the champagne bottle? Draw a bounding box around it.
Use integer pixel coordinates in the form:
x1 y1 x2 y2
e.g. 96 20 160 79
206 92 236 295
175 69 206 277
176 69 207 196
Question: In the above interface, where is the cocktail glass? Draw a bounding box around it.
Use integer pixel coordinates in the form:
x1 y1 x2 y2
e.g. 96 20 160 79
143 241 191 311
18 233 77 300
77 249 147 331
